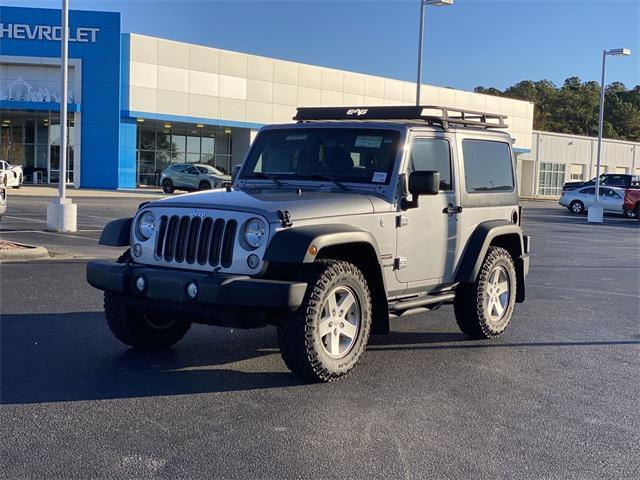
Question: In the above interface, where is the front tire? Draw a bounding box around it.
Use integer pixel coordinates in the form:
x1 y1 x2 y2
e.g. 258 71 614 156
104 292 191 349
569 200 585 215
277 260 372 382
198 180 211 191
454 246 517 339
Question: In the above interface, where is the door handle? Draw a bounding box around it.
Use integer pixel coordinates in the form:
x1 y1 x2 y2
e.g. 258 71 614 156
443 203 463 216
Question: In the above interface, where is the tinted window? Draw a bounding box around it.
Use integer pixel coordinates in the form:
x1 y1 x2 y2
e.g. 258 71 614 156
602 175 625 187
580 187 595 195
462 140 513 193
410 138 452 190
602 188 621 198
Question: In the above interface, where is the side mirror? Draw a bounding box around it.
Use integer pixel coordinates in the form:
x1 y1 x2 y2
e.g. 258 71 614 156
402 170 440 209
231 165 242 184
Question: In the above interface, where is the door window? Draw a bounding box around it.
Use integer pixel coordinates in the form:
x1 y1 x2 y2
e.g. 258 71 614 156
580 187 595 195
462 140 514 193
409 138 452 190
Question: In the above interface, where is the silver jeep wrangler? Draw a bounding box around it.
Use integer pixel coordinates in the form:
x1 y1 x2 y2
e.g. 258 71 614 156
87 106 530 382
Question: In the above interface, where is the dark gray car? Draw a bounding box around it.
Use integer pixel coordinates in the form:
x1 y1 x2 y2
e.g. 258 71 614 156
160 163 231 193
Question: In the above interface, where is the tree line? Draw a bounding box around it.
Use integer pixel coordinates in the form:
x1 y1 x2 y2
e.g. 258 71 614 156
474 78 640 142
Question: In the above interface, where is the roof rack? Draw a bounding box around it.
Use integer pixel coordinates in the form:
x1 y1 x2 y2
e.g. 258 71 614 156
293 105 508 130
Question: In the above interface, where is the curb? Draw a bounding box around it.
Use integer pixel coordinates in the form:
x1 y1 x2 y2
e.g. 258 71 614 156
0 243 50 261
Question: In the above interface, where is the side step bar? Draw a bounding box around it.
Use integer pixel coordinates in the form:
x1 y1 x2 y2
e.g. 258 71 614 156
389 292 456 313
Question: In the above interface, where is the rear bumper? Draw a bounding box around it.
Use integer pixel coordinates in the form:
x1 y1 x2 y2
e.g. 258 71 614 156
87 260 307 325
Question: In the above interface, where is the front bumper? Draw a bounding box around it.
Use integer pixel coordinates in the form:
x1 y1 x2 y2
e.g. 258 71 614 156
87 260 307 326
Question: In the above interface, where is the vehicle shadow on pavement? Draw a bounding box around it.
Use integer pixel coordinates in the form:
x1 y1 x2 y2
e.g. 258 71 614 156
368 330 639 351
525 213 639 228
0 311 302 405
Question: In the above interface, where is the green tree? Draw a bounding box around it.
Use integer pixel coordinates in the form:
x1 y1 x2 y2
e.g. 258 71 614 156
474 77 640 141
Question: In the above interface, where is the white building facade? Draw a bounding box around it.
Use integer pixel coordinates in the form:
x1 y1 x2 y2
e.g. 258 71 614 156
518 131 640 198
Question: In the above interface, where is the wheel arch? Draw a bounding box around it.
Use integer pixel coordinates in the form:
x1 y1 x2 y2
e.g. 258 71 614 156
455 220 527 302
264 224 389 334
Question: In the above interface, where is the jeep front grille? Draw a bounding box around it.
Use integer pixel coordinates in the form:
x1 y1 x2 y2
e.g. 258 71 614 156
155 215 237 268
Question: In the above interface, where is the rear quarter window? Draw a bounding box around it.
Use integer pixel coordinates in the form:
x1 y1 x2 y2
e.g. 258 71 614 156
462 140 514 193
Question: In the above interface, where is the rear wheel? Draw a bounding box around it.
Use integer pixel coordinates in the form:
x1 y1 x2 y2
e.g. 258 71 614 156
569 200 585 215
623 206 637 219
277 260 372 382
454 246 517 339
162 179 174 194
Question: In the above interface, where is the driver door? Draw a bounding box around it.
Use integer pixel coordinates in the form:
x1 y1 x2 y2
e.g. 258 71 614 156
396 135 459 285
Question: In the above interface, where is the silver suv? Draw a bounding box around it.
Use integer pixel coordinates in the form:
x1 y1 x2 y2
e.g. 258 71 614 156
88 106 530 382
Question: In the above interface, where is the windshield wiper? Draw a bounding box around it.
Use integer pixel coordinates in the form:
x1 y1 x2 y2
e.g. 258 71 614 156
250 172 285 186
306 174 349 191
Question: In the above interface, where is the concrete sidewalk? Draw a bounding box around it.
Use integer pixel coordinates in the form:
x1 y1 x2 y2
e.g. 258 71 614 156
8 185 166 199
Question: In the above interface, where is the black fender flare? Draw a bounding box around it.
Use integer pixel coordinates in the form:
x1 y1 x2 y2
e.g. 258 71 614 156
99 218 132 247
264 224 389 334
455 220 527 300
264 224 381 264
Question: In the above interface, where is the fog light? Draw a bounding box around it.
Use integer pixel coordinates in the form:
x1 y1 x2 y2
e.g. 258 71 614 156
133 243 142 257
247 254 260 269
187 282 198 299
135 276 146 292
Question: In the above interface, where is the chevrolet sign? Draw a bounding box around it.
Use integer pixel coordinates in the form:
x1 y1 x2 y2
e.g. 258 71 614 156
0 23 100 43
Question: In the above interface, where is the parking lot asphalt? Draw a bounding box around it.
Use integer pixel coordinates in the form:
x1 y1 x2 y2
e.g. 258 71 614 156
1 197 639 479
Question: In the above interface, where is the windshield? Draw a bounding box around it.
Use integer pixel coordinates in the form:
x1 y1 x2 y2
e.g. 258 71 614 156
241 128 401 184
196 165 225 175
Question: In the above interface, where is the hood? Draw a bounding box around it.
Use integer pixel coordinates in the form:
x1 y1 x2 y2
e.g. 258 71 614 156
204 173 232 181
150 187 380 222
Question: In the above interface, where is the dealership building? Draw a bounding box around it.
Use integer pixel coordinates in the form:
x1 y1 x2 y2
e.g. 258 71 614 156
1 5 638 196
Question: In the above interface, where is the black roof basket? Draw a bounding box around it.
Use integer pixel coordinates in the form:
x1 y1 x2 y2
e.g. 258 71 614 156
293 105 508 130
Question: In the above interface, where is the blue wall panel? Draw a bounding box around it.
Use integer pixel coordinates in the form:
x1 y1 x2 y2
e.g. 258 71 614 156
0 6 123 189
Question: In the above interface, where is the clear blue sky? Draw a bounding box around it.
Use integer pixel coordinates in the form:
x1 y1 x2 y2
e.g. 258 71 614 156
10 0 640 91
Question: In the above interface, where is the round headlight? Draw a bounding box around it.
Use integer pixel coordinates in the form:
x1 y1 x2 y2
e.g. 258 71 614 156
243 218 267 249
137 211 156 240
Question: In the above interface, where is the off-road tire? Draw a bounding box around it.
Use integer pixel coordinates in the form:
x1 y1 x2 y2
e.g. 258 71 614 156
162 179 174 194
277 260 372 382
104 291 191 349
454 246 517 339
198 180 211 191
569 200 584 215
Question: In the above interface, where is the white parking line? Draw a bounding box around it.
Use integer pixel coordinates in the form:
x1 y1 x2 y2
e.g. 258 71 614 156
0 230 99 241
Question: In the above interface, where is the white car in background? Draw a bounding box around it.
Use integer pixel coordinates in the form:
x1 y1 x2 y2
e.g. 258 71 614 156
0 160 23 188
559 186 625 215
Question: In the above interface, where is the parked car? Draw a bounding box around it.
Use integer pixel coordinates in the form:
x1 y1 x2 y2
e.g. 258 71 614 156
623 188 640 221
87 105 530 382
562 173 639 192
559 186 625 214
159 163 231 193
0 160 23 188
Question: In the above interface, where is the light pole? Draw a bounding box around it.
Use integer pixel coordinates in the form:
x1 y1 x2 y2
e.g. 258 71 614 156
416 0 453 105
589 47 631 223
46 0 77 232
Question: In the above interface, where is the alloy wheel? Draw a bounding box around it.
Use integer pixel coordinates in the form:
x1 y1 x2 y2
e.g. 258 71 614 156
318 286 361 359
484 265 510 324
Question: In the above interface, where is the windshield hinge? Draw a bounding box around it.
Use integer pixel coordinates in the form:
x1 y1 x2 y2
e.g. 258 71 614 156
396 215 409 228
278 210 293 228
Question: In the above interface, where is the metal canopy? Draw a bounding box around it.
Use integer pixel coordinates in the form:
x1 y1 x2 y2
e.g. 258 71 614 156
293 105 509 130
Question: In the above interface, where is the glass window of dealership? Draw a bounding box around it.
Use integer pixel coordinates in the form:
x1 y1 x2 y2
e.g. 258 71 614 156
135 120 232 186
1 110 75 184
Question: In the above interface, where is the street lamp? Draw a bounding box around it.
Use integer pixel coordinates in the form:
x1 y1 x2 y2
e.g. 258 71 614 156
416 0 453 105
589 47 632 223
46 0 77 232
